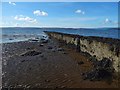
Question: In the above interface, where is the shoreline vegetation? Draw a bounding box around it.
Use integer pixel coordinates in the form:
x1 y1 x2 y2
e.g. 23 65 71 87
2 31 120 88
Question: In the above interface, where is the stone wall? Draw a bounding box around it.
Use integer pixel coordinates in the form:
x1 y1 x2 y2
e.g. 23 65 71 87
45 31 120 73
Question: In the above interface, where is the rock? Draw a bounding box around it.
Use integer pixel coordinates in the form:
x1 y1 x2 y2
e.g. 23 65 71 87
9 38 13 40
83 68 113 81
94 58 112 68
77 61 84 65
32 39 39 42
48 46 53 49
29 39 39 42
64 74 68 77
21 50 42 56
41 39 48 43
21 60 25 62
40 54 44 57
55 86 58 88
35 37 40 40
83 66 113 81
81 73 85 76
63 52 67 54
51 49 56 52
45 79 50 82
61 86 66 88
26 47 31 50
42 57 47 60
29 67 32 70
40 44 44 47
82 58 113 81
57 48 64 51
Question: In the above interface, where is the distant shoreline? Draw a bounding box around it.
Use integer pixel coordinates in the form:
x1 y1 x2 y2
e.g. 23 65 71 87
0 27 120 30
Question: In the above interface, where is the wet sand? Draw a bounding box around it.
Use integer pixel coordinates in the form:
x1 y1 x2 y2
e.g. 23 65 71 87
2 38 119 88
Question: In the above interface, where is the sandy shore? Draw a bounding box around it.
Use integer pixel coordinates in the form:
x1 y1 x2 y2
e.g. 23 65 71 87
2 38 119 88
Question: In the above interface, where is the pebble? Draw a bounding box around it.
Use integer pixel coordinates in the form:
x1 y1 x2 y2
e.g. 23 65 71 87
64 74 68 77
3 61 7 65
2 72 5 76
51 49 56 52
63 52 67 54
21 60 25 62
61 86 66 88
18 85 22 87
21 50 42 56
40 54 44 57
77 61 84 65
57 48 64 51
45 79 51 82
48 46 53 49
35 83 41 86
40 44 44 47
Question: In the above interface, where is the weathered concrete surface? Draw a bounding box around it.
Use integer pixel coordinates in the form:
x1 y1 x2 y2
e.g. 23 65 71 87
45 31 120 73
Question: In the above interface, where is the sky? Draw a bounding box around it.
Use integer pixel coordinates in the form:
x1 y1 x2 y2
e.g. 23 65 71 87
1 2 118 28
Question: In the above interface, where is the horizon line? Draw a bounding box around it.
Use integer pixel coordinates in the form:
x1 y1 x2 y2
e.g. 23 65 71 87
0 26 119 29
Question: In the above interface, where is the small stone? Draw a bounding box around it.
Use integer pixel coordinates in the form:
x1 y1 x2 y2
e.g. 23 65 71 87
3 61 7 65
21 60 25 62
48 46 53 49
18 85 22 87
26 47 31 50
45 79 50 82
55 86 58 88
77 61 84 65
41 39 48 43
63 52 67 54
61 86 65 88
40 44 44 47
9 38 13 40
40 54 44 57
21 50 42 56
57 48 64 51
26 85 30 88
29 67 32 70
51 49 56 52
64 74 68 77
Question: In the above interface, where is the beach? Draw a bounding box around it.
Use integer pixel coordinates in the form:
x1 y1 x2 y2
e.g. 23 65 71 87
2 36 119 89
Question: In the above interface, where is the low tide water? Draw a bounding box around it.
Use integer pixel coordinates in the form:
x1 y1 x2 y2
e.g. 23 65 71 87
1 27 119 43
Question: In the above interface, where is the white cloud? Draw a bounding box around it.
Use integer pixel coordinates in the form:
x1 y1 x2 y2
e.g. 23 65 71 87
33 10 48 16
14 15 37 23
75 9 85 15
104 18 113 24
103 18 118 26
104 18 111 23
75 10 82 13
9 2 16 5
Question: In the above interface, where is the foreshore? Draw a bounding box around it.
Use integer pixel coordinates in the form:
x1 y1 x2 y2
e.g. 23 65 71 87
2 33 119 88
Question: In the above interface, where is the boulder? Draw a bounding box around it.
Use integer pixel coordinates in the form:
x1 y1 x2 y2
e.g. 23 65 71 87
83 67 113 81
82 58 113 81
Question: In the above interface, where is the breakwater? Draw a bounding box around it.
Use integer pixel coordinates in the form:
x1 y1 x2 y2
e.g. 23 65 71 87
44 31 120 73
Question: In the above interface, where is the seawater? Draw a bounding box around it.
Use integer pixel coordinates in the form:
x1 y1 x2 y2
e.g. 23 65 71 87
1 27 119 43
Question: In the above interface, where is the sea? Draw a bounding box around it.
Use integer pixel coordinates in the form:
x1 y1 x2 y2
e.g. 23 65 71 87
0 27 119 43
